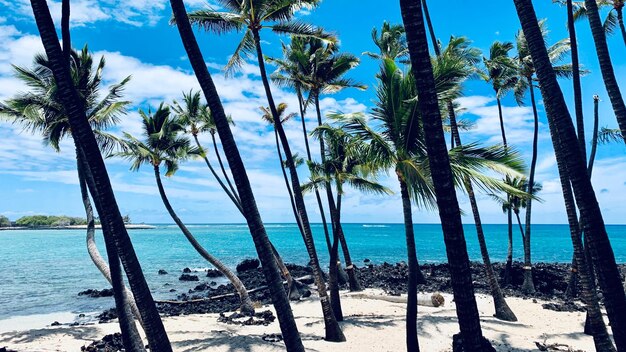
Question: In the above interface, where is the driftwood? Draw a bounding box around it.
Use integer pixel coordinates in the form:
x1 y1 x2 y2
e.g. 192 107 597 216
534 341 584 352
155 275 313 305
349 292 445 307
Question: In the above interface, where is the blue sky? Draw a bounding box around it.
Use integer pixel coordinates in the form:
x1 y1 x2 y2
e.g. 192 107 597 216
0 0 625 224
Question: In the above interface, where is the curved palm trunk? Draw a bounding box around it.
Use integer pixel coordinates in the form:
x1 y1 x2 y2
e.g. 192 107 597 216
496 98 508 148
588 96 600 176
420 0 440 56
522 83 540 294
449 110 517 321
78 156 144 329
211 133 241 205
251 28 345 342
193 134 243 213
153 165 255 315
567 0 586 156
29 2 171 349
398 174 421 352
583 0 626 142
618 7 626 47
514 1 626 349
401 1 493 350
169 3 304 350
61 0 70 60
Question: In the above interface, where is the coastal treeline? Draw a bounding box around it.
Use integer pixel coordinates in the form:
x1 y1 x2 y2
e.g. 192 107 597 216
0 0 625 351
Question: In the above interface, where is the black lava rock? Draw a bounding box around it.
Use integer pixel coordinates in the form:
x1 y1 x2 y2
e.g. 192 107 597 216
179 273 199 281
183 267 192 273
81 333 124 352
236 258 260 273
96 308 117 323
158 269 168 275
206 269 224 278
78 288 114 298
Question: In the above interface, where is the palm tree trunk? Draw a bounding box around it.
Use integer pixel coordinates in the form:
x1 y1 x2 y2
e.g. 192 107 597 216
77 153 144 329
496 97 508 148
29 2 171 349
588 95 600 176
583 0 626 142
565 254 579 298
297 89 313 161
211 133 241 204
398 174 421 352
553 149 615 350
274 130 306 238
618 7 626 47
567 0 586 157
193 134 243 213
522 82 539 294
305 92 333 255
251 28 345 342
504 207 513 285
169 3 304 350
514 211 524 242
327 188 344 321
400 1 493 350
61 0 70 60
337 221 362 292
514 1 626 349
153 165 255 315
449 110 517 321
420 0 441 56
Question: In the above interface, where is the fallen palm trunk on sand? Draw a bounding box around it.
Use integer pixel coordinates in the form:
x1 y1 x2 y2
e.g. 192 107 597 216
348 292 446 307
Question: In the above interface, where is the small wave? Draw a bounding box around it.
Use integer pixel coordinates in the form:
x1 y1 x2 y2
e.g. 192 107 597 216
362 225 389 228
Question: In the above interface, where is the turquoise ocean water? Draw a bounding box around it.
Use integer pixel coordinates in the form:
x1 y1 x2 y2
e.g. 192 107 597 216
0 223 625 321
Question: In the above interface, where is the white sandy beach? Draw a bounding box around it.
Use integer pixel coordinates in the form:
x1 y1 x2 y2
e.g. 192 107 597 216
0 289 603 352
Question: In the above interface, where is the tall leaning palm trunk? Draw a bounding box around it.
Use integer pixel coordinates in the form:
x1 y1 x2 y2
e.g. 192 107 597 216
448 113 518 322
168 1 305 350
251 28 346 342
152 165 255 315
28 1 172 350
584 0 626 142
400 0 493 350
514 1 626 349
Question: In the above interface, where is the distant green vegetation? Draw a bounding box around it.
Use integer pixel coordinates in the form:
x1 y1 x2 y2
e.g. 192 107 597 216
0 215 11 227
14 215 88 228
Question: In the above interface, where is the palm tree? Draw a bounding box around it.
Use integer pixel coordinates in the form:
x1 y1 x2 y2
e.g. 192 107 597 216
513 22 571 293
489 176 542 242
436 36 519 322
27 2 171 350
115 103 256 315
571 0 626 46
400 0 494 350
514 1 626 349
0 47 147 350
168 1 305 350
363 21 409 62
580 0 626 141
305 121 392 318
185 1 346 341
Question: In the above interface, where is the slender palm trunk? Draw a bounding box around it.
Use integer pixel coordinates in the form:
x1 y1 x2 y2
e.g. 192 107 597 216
398 174 421 352
314 90 360 284
515 1 626 349
170 3 304 350
522 82 539 294
29 2 171 349
302 91 333 255
274 130 305 238
211 132 241 204
251 28 345 342
567 0 586 156
496 97 508 148
618 7 626 47
584 0 626 142
327 188 344 321
421 0 440 56
504 207 513 285
449 110 517 321
61 0 70 60
401 1 493 350
588 96 600 176
78 155 144 328
153 165 255 315
193 134 243 213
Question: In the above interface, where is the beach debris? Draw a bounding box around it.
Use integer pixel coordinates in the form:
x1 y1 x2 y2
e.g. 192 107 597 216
542 301 586 312
179 273 199 281
218 310 275 326
262 333 283 343
236 258 260 273
534 341 585 351
50 321 61 326
78 288 114 298
206 269 224 278
158 269 168 275
350 292 445 307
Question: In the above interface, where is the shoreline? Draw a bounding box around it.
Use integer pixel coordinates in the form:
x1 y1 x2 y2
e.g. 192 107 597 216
0 224 156 231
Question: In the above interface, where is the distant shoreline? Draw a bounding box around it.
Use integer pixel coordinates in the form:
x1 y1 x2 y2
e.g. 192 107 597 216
0 224 156 231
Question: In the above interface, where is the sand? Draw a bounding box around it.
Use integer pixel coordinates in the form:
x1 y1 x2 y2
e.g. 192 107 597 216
0 289 603 352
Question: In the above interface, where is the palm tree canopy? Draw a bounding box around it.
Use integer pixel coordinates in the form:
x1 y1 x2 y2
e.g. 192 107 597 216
0 45 130 154
181 0 333 74
488 175 543 213
114 103 194 176
556 0 625 36
363 21 409 62
172 89 235 136
479 41 518 98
